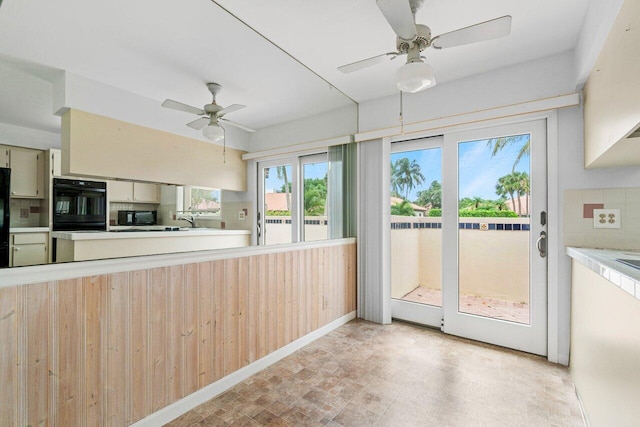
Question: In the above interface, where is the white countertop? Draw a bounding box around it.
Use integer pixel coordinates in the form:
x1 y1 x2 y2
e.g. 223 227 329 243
52 228 251 241
567 247 640 300
10 227 50 233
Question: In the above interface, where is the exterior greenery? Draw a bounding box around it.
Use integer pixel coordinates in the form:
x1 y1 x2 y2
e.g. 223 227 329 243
428 208 518 218
390 200 415 216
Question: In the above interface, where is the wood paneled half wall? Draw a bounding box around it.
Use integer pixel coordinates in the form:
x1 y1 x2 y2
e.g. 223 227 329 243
0 240 356 426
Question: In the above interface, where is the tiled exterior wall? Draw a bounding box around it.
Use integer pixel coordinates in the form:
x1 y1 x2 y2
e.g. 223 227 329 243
564 188 640 250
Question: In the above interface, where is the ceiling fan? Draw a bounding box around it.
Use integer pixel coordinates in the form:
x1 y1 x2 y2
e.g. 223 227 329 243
161 83 255 143
338 0 512 93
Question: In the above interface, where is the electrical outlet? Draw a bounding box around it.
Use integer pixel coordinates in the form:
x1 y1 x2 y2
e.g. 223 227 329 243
238 210 245 221
593 209 621 229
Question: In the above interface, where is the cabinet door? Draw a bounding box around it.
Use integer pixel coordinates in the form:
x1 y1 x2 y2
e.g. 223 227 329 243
0 146 8 167
133 182 159 203
50 149 62 177
109 180 134 202
9 148 42 198
12 243 47 267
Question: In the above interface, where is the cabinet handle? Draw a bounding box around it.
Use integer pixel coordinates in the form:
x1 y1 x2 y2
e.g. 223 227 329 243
11 191 15 195
14 247 20 252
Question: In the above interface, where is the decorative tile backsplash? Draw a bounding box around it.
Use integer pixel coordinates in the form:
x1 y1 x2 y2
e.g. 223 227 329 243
9 199 42 227
564 188 640 250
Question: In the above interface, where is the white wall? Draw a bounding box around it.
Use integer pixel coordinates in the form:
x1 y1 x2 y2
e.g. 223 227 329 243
0 122 59 149
54 72 251 151
359 52 578 132
248 104 357 152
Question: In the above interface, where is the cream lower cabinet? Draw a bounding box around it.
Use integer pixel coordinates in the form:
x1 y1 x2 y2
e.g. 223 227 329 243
10 233 48 267
108 180 159 203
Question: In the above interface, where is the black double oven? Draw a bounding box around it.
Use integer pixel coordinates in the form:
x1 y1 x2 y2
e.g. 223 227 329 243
52 178 107 231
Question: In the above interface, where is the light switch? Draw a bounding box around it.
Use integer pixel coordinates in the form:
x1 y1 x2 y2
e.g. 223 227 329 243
593 209 621 229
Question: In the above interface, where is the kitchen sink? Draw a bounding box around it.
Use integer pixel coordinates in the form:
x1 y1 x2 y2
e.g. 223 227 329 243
616 259 640 270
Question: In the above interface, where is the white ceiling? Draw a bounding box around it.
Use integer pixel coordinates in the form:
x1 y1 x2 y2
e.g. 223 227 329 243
0 0 591 136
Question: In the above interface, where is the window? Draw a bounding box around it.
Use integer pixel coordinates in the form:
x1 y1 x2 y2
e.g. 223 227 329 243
176 186 221 218
256 143 356 245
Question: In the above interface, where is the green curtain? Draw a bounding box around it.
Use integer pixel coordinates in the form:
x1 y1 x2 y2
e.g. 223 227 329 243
328 141 357 238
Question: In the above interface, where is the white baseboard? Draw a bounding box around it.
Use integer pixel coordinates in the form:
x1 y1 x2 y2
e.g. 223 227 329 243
130 311 357 427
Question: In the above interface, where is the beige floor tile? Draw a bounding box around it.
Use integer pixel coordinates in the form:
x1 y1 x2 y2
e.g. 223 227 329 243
166 320 584 427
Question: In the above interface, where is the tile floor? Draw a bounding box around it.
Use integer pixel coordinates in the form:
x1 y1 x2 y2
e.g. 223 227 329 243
166 320 583 427
401 286 530 325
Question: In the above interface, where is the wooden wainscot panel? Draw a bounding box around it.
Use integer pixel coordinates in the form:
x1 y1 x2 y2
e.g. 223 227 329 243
0 241 356 425
0 286 18 425
61 109 247 190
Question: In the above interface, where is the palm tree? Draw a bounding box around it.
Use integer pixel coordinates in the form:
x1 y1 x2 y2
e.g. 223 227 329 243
391 157 425 200
390 161 402 198
496 174 519 214
415 180 441 208
486 135 530 171
276 166 291 211
516 171 530 217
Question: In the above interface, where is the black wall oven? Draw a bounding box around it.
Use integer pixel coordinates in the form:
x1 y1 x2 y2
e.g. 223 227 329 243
53 178 107 231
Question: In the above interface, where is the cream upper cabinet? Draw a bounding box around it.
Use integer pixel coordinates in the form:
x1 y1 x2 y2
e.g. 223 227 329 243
109 180 159 203
1 145 44 199
0 147 8 167
49 148 62 177
583 0 640 168
109 180 134 202
133 182 159 203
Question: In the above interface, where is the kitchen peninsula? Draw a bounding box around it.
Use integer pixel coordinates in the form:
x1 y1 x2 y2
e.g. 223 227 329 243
52 228 251 262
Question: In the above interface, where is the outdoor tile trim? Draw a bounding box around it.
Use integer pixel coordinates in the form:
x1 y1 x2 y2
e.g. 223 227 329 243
567 247 640 301
392 222 528 231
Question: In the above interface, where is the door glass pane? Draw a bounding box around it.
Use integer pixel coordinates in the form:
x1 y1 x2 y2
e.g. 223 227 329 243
263 164 293 245
303 160 328 242
457 134 531 324
390 147 442 307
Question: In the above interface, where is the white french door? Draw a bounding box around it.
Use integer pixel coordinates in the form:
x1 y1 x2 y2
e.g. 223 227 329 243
391 119 548 355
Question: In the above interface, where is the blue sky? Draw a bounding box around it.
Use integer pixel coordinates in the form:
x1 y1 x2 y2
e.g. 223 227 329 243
392 134 530 201
264 162 327 192
263 136 530 201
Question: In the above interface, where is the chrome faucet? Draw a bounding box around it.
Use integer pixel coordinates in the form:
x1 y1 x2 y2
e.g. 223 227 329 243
180 215 196 228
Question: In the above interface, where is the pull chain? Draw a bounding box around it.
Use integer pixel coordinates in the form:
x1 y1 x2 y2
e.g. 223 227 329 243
399 90 404 134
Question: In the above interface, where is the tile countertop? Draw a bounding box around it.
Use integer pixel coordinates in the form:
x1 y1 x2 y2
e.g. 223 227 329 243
10 227 50 233
567 247 640 300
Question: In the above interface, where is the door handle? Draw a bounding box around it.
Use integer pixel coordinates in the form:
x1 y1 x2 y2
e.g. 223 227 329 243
536 231 547 258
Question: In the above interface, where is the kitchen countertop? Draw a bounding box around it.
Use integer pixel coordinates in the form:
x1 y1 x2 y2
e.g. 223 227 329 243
567 247 640 300
10 227 50 233
51 228 251 241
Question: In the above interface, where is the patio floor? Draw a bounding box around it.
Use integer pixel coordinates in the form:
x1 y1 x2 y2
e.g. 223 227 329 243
400 286 530 324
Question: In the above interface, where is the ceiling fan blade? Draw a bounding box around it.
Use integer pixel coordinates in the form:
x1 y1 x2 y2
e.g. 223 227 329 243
161 99 205 116
432 15 512 49
376 0 417 41
186 117 209 130
218 104 246 116
220 118 256 133
338 52 398 74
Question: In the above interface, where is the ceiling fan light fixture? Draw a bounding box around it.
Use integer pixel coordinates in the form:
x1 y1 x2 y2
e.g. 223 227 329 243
395 60 436 93
202 123 224 142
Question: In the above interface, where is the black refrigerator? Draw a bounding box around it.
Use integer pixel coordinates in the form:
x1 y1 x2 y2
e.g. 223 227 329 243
0 167 10 268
